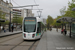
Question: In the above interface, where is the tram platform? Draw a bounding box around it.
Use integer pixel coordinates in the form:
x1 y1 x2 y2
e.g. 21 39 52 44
36 28 75 50
0 30 22 38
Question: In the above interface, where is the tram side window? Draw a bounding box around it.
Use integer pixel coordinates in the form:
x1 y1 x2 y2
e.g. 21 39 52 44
41 23 44 31
37 22 41 33
41 23 43 31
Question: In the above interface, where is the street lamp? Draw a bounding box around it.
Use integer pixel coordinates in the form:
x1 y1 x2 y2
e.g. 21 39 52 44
37 11 42 18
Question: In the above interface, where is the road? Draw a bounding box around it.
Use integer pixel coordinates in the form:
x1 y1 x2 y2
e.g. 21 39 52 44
0 33 39 50
0 28 75 50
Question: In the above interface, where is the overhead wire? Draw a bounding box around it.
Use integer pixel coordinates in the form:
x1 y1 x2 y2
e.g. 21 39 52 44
34 0 39 9
11 0 28 18
11 0 27 9
11 0 33 17
11 0 34 9
12 0 20 6
11 0 41 17
34 0 42 17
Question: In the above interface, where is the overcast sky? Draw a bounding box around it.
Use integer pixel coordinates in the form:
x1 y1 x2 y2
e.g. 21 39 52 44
4 0 72 19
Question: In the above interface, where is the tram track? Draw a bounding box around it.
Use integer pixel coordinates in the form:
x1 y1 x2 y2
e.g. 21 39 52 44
0 33 40 50
11 41 24 50
0 39 39 50
10 40 38 50
0 33 22 43
28 40 36 50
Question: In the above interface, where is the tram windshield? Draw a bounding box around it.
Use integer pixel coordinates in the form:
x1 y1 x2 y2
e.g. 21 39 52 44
24 18 36 33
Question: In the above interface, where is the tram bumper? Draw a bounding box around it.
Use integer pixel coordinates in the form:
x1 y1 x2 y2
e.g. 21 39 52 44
23 32 41 40
23 38 39 40
23 36 41 40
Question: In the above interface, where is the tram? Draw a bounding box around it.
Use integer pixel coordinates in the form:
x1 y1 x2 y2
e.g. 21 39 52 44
22 17 45 40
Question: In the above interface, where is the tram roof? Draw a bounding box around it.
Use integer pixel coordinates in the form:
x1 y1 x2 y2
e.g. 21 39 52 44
36 17 42 22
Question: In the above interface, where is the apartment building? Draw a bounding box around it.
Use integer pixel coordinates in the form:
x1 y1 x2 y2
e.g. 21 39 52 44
13 8 34 18
0 0 13 21
43 18 46 25
21 9 34 18
13 9 22 17
27 9 34 17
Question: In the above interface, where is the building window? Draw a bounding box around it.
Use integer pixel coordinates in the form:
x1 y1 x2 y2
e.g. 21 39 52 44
6 14 9 17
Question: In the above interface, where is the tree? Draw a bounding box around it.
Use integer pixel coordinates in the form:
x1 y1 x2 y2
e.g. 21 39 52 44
12 12 23 30
12 12 19 23
46 15 54 29
64 1 75 18
18 17 23 25
52 16 62 27
60 6 66 16
0 9 6 19
56 16 62 26
12 13 23 24
0 9 6 25
46 15 54 25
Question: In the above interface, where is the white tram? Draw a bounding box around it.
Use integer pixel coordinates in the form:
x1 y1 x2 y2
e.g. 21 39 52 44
22 17 45 40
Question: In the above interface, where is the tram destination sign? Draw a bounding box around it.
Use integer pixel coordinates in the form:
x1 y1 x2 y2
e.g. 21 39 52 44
25 20 35 21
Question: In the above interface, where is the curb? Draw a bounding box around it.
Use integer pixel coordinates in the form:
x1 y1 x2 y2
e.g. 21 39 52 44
0 31 22 38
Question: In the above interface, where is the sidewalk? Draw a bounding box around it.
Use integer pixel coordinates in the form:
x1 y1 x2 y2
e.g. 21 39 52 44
0 29 22 38
36 28 75 50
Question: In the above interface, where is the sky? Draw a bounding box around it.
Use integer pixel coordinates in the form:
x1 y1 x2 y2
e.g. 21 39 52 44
4 0 72 19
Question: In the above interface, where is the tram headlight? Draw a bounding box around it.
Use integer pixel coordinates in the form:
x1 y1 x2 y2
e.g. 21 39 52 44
24 34 26 37
32 34 35 38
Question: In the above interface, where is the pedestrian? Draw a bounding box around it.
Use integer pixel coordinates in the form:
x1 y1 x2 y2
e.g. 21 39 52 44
50 26 52 31
56 27 58 32
4 27 6 33
11 24 14 32
61 29 65 33
21 25 22 30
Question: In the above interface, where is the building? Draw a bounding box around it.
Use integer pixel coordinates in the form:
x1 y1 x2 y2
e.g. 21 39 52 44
32 13 34 17
21 9 34 18
13 8 34 18
0 0 13 21
27 9 34 17
43 18 46 25
13 9 22 17
21 9 26 18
